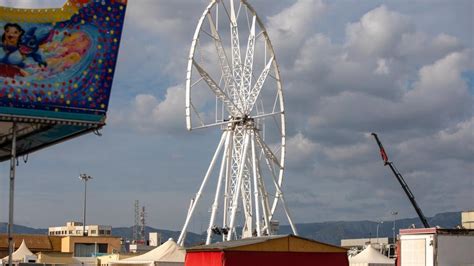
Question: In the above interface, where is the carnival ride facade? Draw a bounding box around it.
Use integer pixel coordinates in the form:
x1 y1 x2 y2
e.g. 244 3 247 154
0 0 127 264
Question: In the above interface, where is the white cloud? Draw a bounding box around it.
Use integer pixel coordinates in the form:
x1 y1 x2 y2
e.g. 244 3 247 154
266 0 327 66
346 5 413 59
374 58 390 75
398 117 474 162
286 132 319 168
110 85 186 134
322 142 372 162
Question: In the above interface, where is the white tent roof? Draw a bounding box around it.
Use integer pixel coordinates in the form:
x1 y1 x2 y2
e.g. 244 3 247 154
349 244 394 264
2 240 36 262
115 239 185 264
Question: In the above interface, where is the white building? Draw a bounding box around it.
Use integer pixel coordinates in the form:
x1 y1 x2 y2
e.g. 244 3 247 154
48 221 112 237
462 210 474 229
399 228 474 266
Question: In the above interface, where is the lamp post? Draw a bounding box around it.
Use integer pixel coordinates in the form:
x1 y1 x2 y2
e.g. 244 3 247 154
376 220 383 244
391 211 398 257
391 211 398 241
7 123 17 266
79 173 93 236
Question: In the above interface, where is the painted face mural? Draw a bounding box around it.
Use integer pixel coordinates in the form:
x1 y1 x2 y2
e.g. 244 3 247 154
0 0 127 121
3 23 24 48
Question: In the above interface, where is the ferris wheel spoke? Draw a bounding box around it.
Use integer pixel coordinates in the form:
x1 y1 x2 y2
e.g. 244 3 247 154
189 102 207 127
191 120 228 130
241 14 256 112
251 111 284 122
246 56 274 113
193 60 243 115
206 13 246 112
230 0 243 107
254 131 282 169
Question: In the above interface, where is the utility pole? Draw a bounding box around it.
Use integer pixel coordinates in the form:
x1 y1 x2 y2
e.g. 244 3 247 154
7 123 17 266
79 173 93 236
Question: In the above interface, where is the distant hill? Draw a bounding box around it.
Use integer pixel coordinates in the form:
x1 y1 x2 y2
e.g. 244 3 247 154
0 223 204 247
0 211 461 246
278 211 461 245
0 223 47 235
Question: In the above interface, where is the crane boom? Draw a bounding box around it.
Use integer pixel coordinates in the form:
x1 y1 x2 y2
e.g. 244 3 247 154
371 133 430 228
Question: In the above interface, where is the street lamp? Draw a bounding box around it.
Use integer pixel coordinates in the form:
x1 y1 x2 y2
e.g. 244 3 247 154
79 173 93 236
391 211 398 257
376 220 384 244
391 211 398 241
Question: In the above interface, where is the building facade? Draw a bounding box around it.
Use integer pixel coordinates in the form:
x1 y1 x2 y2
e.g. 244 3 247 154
61 236 121 257
48 221 112 237
461 210 474 229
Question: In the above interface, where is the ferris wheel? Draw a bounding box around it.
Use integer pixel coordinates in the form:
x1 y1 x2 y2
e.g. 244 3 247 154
178 0 298 245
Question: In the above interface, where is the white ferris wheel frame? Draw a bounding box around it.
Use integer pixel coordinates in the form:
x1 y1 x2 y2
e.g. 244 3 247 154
179 0 298 246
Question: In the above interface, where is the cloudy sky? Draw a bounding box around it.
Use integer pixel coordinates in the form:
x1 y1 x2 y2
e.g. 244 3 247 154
0 0 472 233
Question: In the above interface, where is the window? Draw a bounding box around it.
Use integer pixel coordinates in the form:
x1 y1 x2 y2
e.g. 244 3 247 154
106 230 111 235
69 230 73 234
91 230 97 235
99 230 105 235
74 243 108 257
76 230 81 235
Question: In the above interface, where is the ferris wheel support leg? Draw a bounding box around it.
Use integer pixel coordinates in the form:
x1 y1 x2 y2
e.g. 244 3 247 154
222 131 233 241
178 131 228 246
267 163 299 236
227 130 251 241
278 190 298 235
250 132 261 236
259 146 298 235
253 143 272 235
206 130 232 244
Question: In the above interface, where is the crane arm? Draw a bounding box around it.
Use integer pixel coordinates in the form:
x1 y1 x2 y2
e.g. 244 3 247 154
371 133 431 228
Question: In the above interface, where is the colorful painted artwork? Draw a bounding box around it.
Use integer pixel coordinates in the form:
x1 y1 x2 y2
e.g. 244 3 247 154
0 0 127 122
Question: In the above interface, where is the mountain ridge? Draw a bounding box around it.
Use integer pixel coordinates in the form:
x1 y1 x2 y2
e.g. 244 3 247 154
0 211 461 246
